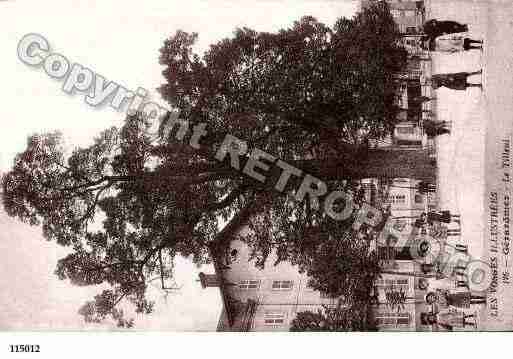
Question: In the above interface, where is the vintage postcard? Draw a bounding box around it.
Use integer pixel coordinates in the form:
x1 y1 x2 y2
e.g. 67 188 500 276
0 0 512 347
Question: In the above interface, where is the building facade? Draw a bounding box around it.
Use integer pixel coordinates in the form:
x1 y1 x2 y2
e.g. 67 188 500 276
360 0 425 34
198 176 437 331
199 235 338 331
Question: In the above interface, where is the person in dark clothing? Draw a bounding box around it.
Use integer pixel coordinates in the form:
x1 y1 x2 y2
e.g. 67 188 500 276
421 263 446 280
413 213 427 228
355 187 366 205
423 19 469 41
426 210 460 224
462 38 483 51
430 70 483 90
414 217 425 229
423 119 451 137
425 290 487 307
417 181 436 194
452 264 467 277
421 311 476 330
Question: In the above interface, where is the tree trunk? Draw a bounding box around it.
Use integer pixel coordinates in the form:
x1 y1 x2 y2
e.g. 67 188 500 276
293 149 436 182
380 270 435 278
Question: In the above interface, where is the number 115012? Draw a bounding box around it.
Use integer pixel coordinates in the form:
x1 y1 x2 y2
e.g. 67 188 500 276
9 345 40 353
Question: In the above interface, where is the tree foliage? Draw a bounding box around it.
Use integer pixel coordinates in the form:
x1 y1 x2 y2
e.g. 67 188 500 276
290 303 375 331
2 2 412 326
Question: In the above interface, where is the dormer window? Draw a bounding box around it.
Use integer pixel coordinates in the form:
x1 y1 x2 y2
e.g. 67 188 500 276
230 249 238 261
224 248 239 265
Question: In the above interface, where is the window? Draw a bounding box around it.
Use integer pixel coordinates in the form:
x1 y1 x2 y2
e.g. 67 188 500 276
390 194 406 205
378 246 397 261
406 26 417 34
375 278 410 296
414 194 423 203
264 312 286 325
396 126 415 135
397 317 410 325
272 280 294 290
375 312 410 328
229 248 238 261
391 9 402 17
238 280 260 289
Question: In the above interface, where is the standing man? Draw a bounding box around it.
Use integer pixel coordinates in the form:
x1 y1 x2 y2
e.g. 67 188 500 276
414 213 427 228
430 70 483 90
423 119 451 137
426 210 460 225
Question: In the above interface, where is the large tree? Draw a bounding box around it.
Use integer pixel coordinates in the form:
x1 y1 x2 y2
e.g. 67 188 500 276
2 2 430 326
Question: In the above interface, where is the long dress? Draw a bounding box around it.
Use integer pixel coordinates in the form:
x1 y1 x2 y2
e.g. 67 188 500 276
423 20 468 40
439 210 452 223
437 308 466 329
435 32 468 52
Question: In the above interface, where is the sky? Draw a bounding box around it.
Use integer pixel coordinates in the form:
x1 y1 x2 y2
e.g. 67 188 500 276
0 0 358 331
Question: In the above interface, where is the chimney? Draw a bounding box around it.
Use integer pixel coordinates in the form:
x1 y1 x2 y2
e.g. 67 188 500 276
198 272 220 288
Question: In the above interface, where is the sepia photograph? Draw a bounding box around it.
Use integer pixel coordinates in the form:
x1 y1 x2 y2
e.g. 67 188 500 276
0 0 512 356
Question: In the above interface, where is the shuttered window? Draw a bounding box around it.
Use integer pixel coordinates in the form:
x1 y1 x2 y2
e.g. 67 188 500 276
264 312 286 325
375 312 411 328
272 280 294 290
238 280 260 289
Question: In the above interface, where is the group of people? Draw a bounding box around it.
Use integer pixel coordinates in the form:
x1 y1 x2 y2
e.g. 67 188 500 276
409 19 485 140
380 176 488 330
420 285 486 330
413 210 461 229
410 203 486 330
423 19 483 54
422 19 484 91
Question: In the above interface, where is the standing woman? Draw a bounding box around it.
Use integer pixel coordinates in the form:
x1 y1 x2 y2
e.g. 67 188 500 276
427 33 483 52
